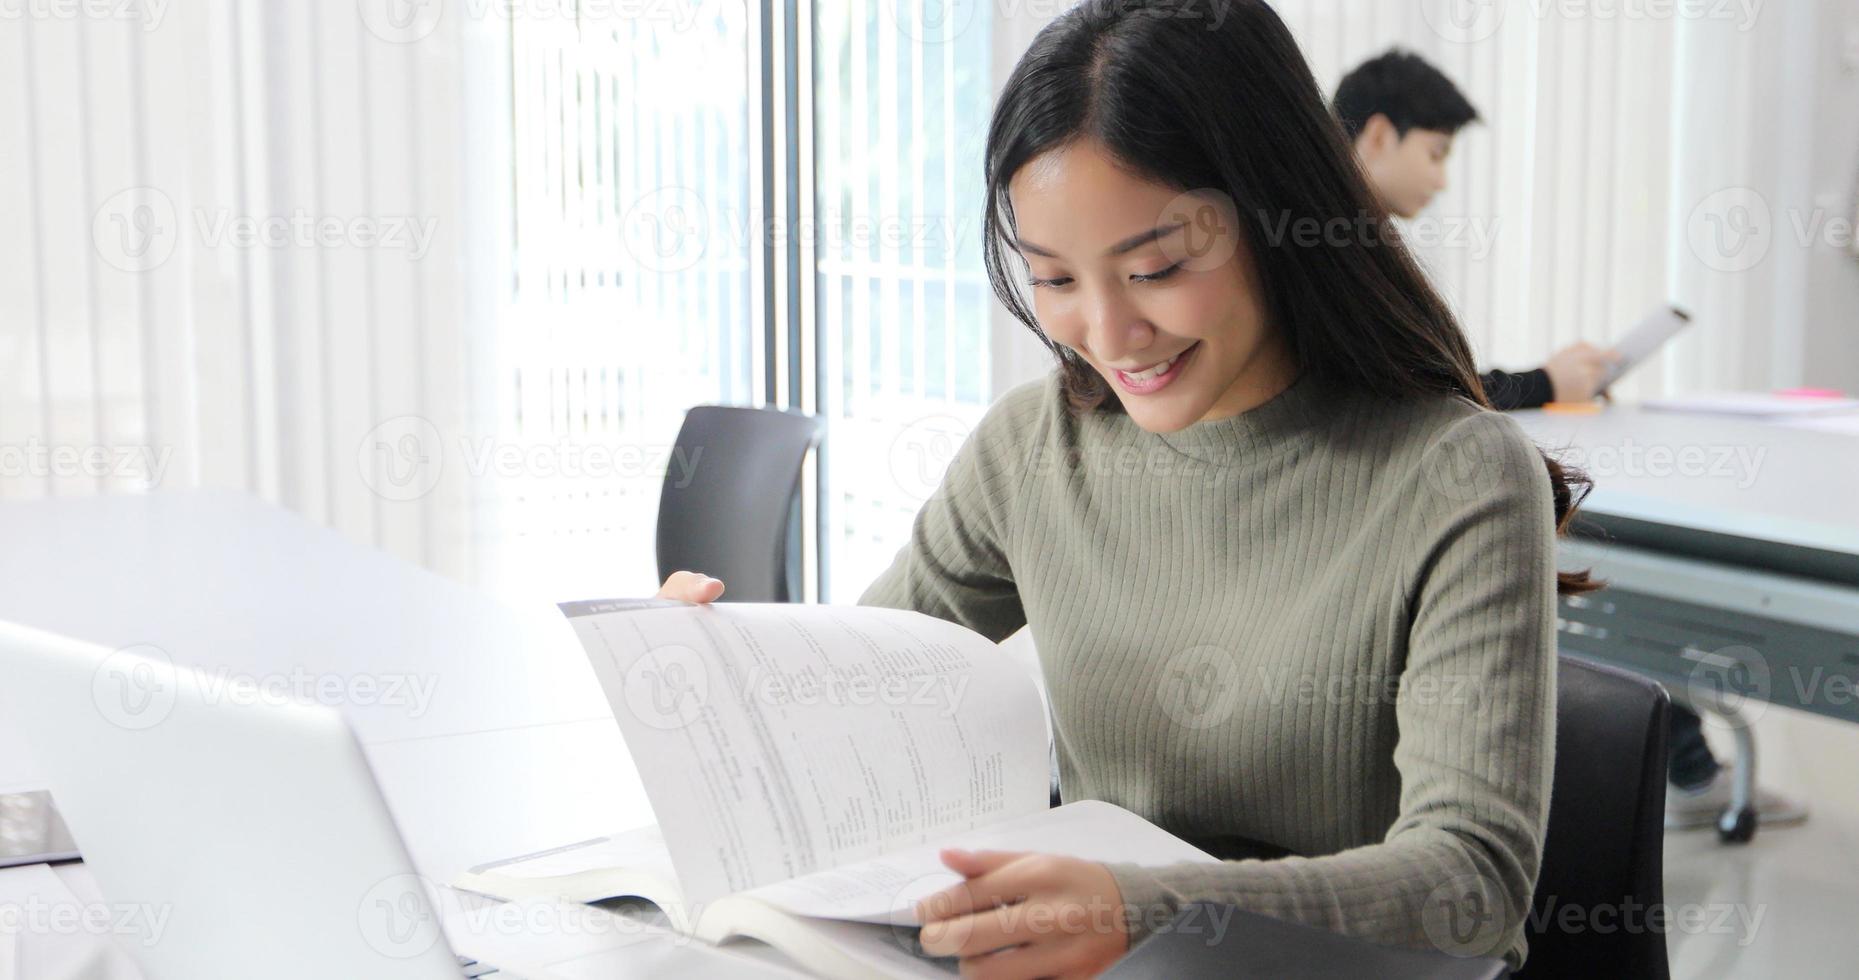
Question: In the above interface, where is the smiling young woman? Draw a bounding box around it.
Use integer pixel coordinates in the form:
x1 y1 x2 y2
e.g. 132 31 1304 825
665 1 1596 976
867 0 1600 973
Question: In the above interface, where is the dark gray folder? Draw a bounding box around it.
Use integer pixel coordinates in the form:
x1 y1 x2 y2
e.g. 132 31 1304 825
1105 903 1510 979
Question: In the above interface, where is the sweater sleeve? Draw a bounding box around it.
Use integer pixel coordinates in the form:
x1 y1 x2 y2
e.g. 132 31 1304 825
1480 367 1554 411
1103 410 1558 972
854 380 1045 643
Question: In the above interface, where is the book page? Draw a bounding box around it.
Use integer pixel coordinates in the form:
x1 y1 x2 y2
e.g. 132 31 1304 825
741 800 1219 924
563 600 1049 908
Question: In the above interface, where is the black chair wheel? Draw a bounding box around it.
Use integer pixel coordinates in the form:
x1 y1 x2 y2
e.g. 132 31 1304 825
1717 805 1757 844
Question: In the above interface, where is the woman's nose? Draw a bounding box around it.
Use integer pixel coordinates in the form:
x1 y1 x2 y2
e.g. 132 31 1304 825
1082 287 1154 365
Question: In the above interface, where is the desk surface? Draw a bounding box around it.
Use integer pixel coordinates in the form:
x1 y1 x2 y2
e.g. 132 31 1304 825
0 860 801 979
0 491 652 878
1510 404 1859 559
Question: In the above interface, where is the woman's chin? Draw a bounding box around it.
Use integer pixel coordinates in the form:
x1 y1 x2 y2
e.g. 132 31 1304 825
1123 399 1205 434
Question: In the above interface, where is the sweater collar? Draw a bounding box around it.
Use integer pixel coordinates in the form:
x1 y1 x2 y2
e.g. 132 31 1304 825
1144 370 1339 465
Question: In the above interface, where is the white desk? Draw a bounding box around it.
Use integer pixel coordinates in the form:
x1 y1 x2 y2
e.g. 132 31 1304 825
0 491 795 977
0 860 800 979
1512 403 1859 563
1511 403 1859 839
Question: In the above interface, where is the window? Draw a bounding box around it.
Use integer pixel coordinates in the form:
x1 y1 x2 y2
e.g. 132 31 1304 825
813 1 994 602
498 1 996 605
495 4 759 604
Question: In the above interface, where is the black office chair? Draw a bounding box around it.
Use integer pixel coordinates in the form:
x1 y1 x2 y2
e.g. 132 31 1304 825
655 405 823 603
1516 656 1671 979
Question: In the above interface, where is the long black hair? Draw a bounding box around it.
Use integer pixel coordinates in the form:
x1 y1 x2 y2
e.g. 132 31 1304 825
981 0 1597 596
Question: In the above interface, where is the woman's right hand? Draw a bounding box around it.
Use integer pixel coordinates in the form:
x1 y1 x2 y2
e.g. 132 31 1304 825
656 570 725 604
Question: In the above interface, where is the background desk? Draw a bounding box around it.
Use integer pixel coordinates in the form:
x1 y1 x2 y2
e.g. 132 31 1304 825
1511 403 1859 839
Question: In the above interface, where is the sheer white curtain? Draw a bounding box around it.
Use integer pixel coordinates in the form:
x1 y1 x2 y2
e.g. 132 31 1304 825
0 1 500 583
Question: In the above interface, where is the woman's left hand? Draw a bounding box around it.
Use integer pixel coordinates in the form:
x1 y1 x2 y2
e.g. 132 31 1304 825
914 848 1130 979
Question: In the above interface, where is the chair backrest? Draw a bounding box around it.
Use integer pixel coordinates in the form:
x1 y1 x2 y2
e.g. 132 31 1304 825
656 405 823 603
1516 655 1671 979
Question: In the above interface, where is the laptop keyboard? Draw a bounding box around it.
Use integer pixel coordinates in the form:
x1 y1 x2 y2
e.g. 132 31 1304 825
459 955 523 979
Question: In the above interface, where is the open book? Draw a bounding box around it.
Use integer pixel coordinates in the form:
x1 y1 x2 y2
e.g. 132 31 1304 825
454 599 1218 978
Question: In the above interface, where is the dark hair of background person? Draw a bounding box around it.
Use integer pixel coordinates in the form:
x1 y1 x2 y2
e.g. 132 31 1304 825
1333 47 1483 142
980 0 1597 596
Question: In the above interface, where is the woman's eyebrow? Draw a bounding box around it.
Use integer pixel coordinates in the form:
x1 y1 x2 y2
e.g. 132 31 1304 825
1014 220 1187 260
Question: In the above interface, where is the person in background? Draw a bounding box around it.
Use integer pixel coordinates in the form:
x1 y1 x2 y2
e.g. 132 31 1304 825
1334 49 1618 410
1336 48 1806 832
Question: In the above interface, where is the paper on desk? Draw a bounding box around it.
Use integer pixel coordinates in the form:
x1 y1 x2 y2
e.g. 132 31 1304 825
1775 412 1859 437
1643 392 1859 417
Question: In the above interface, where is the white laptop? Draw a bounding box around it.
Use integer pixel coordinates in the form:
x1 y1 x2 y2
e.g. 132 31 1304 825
0 621 516 980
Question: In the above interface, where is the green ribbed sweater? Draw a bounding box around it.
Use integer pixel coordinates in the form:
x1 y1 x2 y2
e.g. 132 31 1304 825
858 368 1557 971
